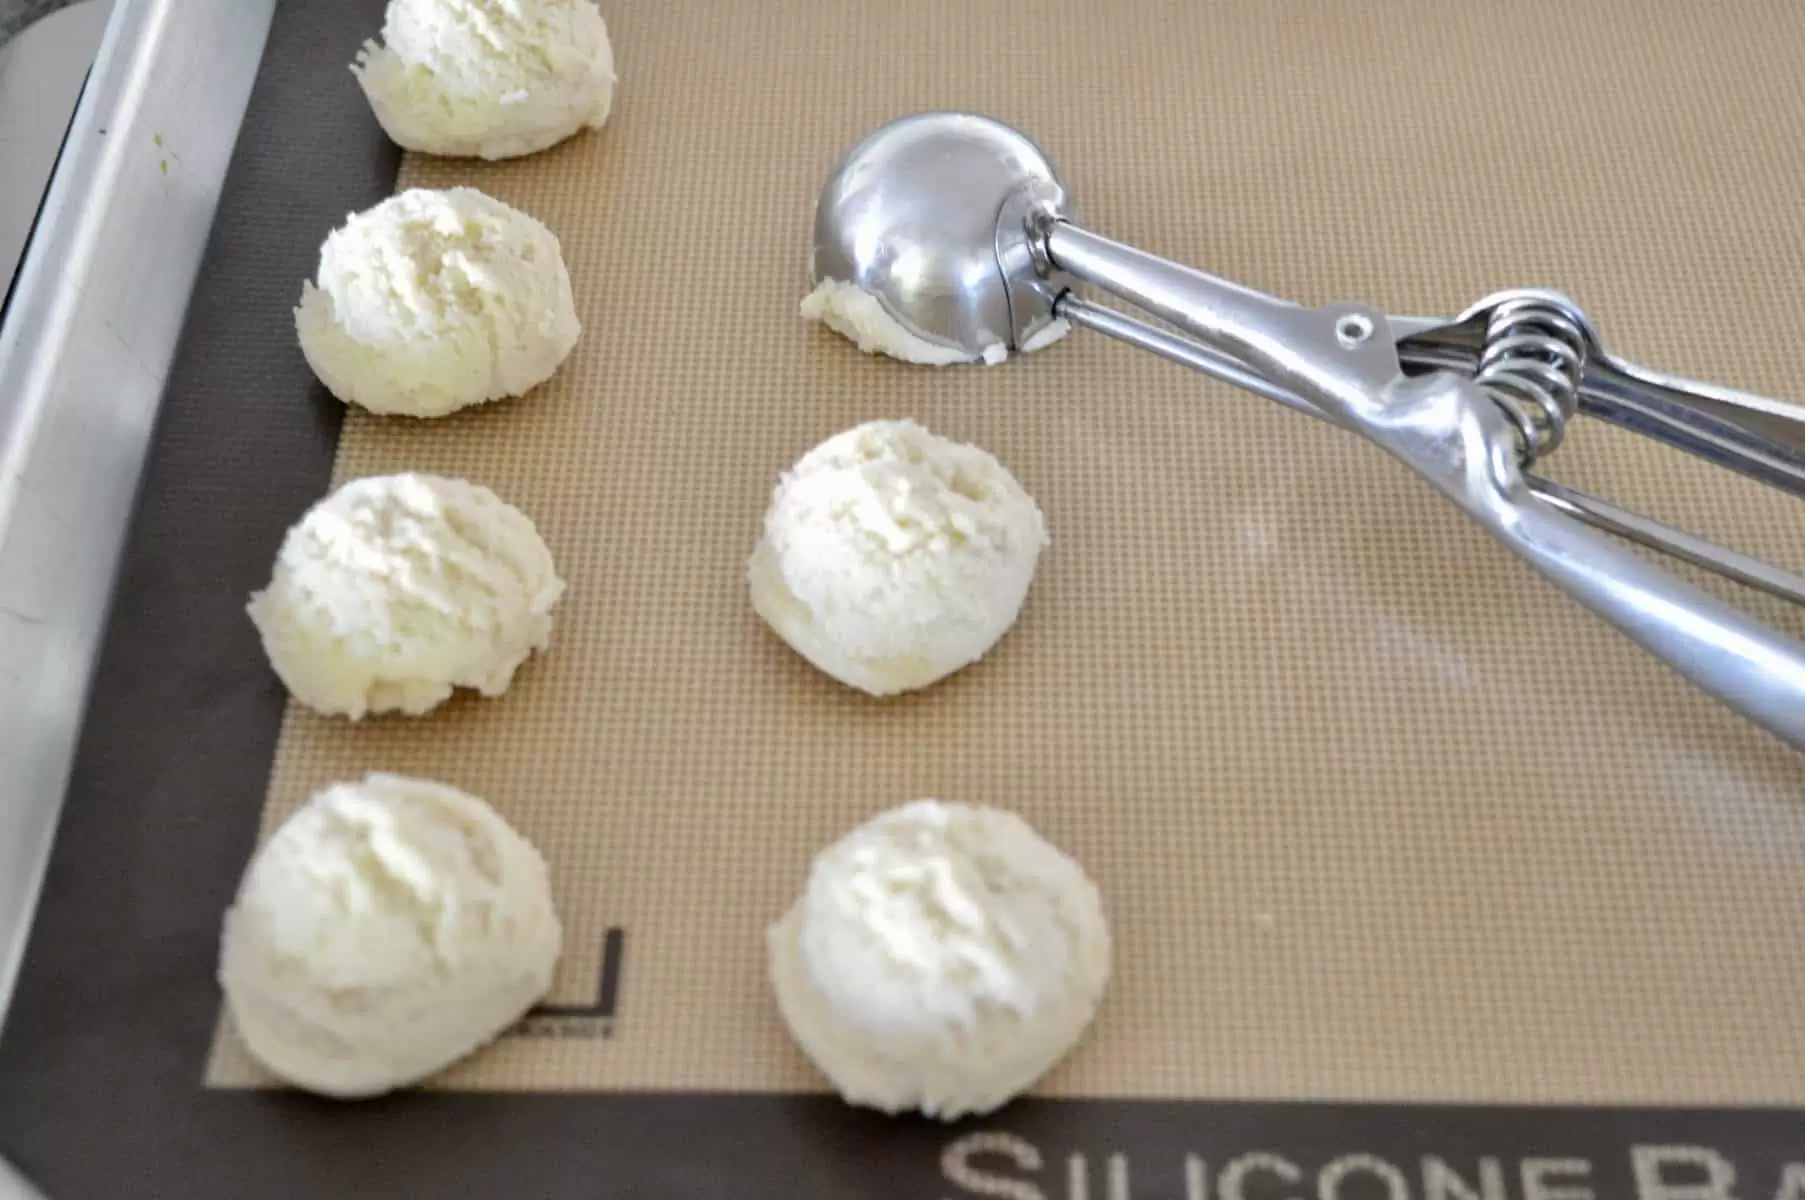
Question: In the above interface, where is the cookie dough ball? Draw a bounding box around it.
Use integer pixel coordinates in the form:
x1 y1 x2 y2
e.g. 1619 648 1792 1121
748 419 1048 697
353 0 618 161
247 472 565 720
218 773 563 1098
768 799 1111 1120
801 279 1071 366
295 187 580 418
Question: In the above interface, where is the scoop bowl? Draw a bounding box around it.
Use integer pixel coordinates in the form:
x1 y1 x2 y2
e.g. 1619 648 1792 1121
810 112 1075 360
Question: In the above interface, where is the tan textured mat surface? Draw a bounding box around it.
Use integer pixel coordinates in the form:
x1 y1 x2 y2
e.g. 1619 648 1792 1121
208 0 1805 1104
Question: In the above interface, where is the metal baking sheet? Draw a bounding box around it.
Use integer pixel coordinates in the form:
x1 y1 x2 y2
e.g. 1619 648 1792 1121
6 0 1805 1195
0 0 271 1023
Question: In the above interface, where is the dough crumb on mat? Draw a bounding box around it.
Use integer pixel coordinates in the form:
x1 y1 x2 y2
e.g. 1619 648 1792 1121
247 472 565 720
748 418 1048 697
295 186 581 419
353 0 618 161
767 799 1111 1120
801 278 1071 366
217 772 563 1099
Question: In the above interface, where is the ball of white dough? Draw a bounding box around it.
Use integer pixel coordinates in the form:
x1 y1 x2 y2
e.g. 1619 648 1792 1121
768 799 1111 1120
218 772 563 1098
748 419 1048 697
353 0 618 161
247 472 565 720
801 279 1071 367
295 187 580 418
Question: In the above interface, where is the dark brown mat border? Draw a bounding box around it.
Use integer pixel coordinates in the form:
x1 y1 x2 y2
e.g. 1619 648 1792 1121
18 1090 1805 1199
2 0 1802 1196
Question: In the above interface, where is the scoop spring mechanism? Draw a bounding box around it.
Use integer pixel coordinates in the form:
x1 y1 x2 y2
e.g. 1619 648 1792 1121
1475 295 1588 463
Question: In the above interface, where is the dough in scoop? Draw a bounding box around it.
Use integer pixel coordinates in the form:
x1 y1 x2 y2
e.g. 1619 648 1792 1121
748 418 1048 697
767 798 1112 1120
801 279 1072 366
218 772 563 1098
353 0 618 161
295 186 580 418
247 472 565 720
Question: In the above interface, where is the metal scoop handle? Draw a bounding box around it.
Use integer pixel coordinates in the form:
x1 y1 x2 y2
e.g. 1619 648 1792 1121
1056 295 1805 608
1041 220 1805 752
1398 306 1805 501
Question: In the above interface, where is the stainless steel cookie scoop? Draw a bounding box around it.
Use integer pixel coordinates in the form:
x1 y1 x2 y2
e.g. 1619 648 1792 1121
813 111 1805 751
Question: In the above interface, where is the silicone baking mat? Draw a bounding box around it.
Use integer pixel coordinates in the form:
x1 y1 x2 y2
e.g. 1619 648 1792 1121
204 0 1805 1106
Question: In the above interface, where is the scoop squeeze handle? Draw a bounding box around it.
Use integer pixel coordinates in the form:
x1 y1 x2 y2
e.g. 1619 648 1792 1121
1039 218 1805 751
